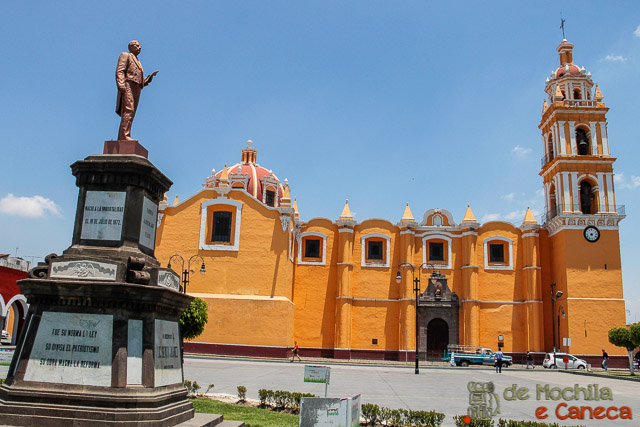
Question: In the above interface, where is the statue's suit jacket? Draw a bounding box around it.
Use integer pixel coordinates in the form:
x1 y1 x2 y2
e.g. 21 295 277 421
115 52 144 116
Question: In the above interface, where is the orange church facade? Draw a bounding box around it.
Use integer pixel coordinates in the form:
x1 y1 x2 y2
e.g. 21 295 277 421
154 39 627 362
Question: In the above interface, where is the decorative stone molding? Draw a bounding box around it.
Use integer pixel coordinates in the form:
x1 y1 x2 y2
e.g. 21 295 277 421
280 216 291 232
545 213 624 237
50 260 118 281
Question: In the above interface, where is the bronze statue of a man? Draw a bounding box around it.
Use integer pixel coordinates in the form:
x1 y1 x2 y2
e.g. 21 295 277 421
115 40 158 141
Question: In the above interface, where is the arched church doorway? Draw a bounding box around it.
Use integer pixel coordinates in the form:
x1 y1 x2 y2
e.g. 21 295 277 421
426 318 449 360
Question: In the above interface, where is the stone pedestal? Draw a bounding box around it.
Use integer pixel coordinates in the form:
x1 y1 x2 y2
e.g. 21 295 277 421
103 140 149 158
0 152 206 426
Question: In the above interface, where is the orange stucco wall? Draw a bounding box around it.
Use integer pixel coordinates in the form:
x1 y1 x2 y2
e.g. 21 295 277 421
156 187 627 358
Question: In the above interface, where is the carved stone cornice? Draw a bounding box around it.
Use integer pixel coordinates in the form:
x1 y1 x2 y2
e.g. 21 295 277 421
544 213 625 237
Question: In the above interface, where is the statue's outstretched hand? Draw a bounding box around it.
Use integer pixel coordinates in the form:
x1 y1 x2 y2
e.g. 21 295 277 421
145 70 159 86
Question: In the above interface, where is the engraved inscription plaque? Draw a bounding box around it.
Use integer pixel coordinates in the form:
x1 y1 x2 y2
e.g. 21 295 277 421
80 191 126 241
139 196 158 249
24 312 113 386
154 319 182 386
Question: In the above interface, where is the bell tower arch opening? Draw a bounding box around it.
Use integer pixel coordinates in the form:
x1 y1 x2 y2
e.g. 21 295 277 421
576 127 591 155
578 178 598 214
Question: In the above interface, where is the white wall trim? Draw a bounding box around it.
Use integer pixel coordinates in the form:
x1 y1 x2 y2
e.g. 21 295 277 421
297 232 328 265
521 232 539 239
415 230 461 239
360 233 391 268
483 236 514 270
422 234 452 270
338 228 354 233
199 199 243 251
461 299 542 304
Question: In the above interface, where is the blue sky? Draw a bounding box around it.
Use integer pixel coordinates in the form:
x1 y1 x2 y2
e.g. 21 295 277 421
1 1 640 322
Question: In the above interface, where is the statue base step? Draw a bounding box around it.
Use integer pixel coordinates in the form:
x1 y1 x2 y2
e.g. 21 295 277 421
104 140 149 158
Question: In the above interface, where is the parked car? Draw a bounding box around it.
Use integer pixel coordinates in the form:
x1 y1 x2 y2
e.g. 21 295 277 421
543 352 587 369
450 348 512 368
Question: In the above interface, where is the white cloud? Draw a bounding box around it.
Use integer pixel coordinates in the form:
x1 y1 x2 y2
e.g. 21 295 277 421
614 172 640 190
505 210 525 221
604 54 627 62
634 25 640 37
535 188 544 197
512 145 532 156
503 193 516 201
481 213 501 222
0 194 61 218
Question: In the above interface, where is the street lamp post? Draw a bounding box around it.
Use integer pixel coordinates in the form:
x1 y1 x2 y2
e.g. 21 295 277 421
168 254 206 294
550 283 563 367
396 262 435 375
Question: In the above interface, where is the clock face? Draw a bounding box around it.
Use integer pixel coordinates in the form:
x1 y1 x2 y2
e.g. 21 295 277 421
584 226 600 242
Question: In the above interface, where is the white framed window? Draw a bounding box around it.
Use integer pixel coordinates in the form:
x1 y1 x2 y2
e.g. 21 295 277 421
422 234 452 270
361 233 391 268
199 199 243 251
483 236 514 270
297 232 327 265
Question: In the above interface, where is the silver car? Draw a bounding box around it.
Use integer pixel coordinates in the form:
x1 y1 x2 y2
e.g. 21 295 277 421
543 352 587 369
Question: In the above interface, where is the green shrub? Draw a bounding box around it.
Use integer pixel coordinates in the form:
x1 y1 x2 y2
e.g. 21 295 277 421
179 298 209 340
237 385 247 402
258 388 268 406
388 408 406 426
378 407 391 426
361 403 381 425
454 415 494 427
408 409 446 426
496 420 574 427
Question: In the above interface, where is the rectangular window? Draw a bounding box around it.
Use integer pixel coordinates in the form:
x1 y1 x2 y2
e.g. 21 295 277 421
489 243 505 263
367 240 383 260
429 242 444 261
372 339 378 345
265 190 275 207
211 211 232 242
304 239 321 259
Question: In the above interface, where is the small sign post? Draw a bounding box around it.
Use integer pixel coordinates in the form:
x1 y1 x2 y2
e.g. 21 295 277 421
304 365 331 397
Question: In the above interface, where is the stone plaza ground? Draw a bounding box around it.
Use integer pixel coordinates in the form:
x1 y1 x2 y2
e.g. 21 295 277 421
182 355 638 427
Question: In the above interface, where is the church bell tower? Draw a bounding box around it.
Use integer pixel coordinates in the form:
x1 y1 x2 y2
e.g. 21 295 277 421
539 39 626 355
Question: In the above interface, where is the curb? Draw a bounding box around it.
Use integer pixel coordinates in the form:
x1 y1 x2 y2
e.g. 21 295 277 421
559 369 640 382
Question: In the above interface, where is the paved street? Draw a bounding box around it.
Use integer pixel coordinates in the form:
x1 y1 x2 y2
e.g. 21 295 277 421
0 356 637 426
184 356 639 426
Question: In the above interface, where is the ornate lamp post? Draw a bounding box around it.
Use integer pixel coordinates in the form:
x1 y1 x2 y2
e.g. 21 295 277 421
168 254 206 294
395 262 435 374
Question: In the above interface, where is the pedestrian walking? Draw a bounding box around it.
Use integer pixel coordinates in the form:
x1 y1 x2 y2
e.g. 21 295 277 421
495 349 504 373
526 351 535 369
602 349 608 371
290 341 301 362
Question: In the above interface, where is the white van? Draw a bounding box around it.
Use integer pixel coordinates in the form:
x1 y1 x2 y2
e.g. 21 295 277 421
543 352 587 369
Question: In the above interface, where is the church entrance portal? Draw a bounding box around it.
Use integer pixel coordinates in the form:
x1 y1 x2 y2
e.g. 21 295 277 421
416 271 459 361
426 318 449 360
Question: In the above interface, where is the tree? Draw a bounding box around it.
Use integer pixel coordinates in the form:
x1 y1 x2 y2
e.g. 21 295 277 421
608 324 640 375
180 298 209 340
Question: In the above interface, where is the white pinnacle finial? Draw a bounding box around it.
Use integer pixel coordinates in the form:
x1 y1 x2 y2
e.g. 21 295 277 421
247 140 253 147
